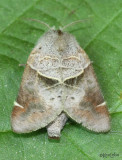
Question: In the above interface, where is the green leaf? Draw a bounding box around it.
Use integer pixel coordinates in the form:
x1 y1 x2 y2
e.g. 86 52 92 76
0 0 122 159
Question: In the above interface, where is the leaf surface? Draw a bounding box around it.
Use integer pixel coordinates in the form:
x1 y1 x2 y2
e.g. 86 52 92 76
0 0 122 159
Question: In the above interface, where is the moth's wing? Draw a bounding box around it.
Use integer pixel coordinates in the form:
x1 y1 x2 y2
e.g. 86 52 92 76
11 63 62 133
64 55 110 132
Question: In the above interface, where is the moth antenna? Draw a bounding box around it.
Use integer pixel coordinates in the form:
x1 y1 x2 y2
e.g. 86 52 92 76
25 18 52 30
62 18 91 30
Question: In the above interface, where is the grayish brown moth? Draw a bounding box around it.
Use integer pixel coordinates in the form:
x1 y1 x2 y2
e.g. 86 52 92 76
11 20 110 138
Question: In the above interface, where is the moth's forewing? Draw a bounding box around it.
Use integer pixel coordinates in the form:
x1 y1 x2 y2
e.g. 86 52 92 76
11 50 62 133
64 49 110 132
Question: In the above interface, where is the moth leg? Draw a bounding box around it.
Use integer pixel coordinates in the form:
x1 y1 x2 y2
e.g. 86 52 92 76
47 113 68 138
19 64 26 67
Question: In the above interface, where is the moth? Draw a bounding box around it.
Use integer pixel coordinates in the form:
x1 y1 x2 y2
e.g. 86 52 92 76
11 20 110 138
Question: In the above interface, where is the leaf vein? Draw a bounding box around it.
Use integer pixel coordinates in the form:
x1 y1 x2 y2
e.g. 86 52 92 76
84 9 122 49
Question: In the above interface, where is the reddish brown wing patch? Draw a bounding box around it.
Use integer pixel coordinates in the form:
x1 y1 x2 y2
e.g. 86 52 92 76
11 103 58 133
